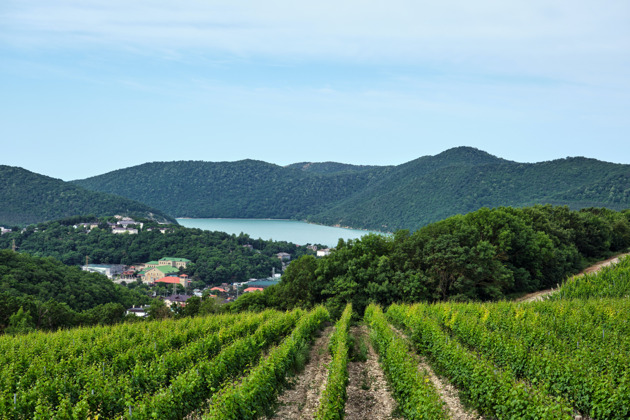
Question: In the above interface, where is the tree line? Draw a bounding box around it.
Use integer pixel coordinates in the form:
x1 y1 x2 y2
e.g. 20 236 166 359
232 205 630 316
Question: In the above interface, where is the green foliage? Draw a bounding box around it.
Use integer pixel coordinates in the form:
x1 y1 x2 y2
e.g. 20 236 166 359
364 304 446 419
0 250 148 332
402 299 630 419
316 303 352 420
551 255 630 299
203 306 329 419
0 165 175 226
240 205 630 312
5 307 34 335
72 147 630 232
131 309 304 419
73 159 387 222
387 304 574 419
147 299 171 320
0 310 287 418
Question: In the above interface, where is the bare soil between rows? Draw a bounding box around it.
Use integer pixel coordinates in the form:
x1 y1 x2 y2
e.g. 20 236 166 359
270 325 334 419
344 325 397 420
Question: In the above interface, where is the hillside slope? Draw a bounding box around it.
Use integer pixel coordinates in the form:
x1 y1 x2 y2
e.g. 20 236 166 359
72 147 630 231
0 166 176 226
73 159 390 219
311 151 630 231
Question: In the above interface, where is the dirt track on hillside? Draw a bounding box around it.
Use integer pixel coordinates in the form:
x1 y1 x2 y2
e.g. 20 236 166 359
517 252 630 302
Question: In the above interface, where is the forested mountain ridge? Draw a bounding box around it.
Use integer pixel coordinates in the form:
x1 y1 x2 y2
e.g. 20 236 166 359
73 159 389 220
0 166 176 226
72 147 630 231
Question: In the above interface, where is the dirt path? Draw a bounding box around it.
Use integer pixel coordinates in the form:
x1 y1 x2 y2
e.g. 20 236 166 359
344 325 397 420
270 325 334 419
517 252 630 302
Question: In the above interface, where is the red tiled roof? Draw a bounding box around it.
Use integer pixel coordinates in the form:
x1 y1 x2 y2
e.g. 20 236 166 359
156 276 181 284
210 287 227 292
244 287 264 293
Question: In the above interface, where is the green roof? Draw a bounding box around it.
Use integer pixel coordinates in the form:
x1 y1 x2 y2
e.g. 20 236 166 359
160 257 191 262
146 261 160 265
151 266 180 274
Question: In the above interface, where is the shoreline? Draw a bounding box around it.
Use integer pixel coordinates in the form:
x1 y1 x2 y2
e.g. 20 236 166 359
175 217 391 234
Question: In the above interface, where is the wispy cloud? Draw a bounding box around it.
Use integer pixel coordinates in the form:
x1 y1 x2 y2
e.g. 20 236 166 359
2 0 629 83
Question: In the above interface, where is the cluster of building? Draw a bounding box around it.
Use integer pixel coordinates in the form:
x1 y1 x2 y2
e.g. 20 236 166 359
73 216 173 235
82 256 191 284
76 217 142 235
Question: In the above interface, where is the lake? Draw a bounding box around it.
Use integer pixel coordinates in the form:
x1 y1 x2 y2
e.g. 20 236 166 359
176 218 381 247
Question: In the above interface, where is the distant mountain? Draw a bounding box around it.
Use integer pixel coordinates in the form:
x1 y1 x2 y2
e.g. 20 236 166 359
73 159 391 220
311 150 630 231
72 147 630 231
0 166 176 226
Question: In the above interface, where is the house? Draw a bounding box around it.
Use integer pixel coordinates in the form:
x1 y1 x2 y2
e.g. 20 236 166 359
159 257 191 269
277 252 291 261
126 306 149 317
317 248 331 257
210 287 227 293
143 265 180 283
120 270 136 280
243 287 264 293
0 227 11 235
163 294 192 307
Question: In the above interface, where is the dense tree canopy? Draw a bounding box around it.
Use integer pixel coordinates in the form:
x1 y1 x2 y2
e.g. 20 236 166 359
0 165 175 226
234 206 630 317
0 249 149 333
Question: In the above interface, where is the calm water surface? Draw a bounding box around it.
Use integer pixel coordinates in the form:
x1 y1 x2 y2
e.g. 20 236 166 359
177 218 382 248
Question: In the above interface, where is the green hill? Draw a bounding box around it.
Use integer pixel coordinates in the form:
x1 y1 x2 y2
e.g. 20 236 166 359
0 166 176 226
72 147 630 231
72 159 389 220
0 249 149 332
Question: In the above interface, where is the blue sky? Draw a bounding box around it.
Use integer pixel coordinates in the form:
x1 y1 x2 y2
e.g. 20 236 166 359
1 0 629 181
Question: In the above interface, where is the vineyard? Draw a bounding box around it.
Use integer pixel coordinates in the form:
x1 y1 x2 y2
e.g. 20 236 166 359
2 290 630 418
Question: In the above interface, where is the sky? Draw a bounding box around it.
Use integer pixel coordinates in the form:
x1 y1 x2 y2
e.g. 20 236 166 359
1 0 629 181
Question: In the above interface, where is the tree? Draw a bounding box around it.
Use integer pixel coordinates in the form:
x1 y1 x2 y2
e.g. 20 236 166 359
5 306 35 334
147 299 171 320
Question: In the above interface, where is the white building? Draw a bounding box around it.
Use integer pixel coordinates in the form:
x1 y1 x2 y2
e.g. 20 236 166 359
317 248 331 257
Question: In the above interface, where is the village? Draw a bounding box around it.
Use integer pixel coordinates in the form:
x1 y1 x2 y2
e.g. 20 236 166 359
82 253 288 317
2 215 334 318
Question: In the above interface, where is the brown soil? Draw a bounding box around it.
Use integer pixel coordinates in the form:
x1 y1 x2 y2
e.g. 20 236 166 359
416 358 483 420
344 325 397 420
517 252 630 302
270 325 334 419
